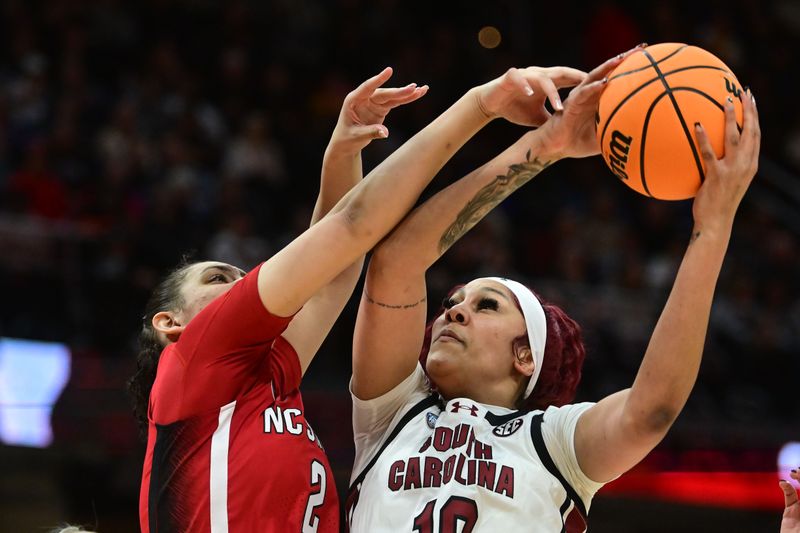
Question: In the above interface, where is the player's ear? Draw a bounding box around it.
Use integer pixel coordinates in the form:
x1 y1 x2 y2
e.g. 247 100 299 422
152 311 185 343
513 345 534 377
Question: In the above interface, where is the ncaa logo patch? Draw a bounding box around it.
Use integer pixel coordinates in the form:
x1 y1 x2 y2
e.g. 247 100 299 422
493 418 523 437
426 412 438 428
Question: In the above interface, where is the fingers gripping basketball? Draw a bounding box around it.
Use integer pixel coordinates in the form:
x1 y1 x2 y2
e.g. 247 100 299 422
596 43 744 200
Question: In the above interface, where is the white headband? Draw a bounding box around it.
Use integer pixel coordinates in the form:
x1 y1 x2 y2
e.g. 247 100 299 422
483 277 547 399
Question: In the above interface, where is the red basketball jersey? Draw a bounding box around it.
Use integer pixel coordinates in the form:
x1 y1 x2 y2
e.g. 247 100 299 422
139 265 339 532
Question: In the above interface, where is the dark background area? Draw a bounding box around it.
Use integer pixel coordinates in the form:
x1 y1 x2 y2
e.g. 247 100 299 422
0 0 797 531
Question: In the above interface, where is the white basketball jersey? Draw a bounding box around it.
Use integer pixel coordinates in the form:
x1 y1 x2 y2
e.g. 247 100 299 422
347 365 603 533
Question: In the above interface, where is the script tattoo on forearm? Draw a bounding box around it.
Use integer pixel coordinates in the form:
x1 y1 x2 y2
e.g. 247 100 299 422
364 290 427 310
438 149 552 253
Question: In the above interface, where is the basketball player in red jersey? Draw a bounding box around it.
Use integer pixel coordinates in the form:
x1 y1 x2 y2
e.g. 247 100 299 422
130 68 425 533
347 57 762 531
130 64 570 532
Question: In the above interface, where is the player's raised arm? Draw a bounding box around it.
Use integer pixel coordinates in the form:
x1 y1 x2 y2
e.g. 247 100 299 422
574 89 761 483
282 68 427 373
352 49 648 400
310 67 427 225
352 61 624 399
256 66 569 318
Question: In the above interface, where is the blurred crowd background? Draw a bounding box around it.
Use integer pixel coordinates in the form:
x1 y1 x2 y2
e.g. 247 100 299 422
0 0 798 531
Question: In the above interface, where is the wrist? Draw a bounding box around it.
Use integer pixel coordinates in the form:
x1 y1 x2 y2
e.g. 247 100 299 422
324 137 362 160
690 220 733 244
523 129 565 164
468 87 496 122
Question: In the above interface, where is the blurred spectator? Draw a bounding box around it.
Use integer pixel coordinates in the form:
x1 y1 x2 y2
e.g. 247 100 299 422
582 1 644 67
206 211 271 270
223 112 286 185
8 138 68 219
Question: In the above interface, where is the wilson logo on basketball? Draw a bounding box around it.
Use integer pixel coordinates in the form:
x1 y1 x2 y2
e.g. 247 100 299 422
724 77 741 98
493 418 524 437
607 130 633 181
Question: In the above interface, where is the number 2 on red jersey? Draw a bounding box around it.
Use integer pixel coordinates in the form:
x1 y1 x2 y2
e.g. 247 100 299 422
302 460 327 533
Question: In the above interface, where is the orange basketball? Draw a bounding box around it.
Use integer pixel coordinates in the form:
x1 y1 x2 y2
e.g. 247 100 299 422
596 43 744 200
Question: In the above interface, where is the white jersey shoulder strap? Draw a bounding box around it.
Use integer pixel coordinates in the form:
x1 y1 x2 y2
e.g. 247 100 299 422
529 412 588 531
346 394 439 506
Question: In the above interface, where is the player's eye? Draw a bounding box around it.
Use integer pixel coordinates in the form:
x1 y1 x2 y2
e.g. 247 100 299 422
477 297 499 311
209 273 228 283
442 296 456 309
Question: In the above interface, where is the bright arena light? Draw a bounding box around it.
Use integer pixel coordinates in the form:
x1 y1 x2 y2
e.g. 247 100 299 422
478 26 501 49
778 442 800 486
0 337 71 447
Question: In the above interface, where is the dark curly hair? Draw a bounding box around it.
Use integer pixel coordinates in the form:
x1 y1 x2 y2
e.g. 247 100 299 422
518 295 586 411
419 282 586 412
127 261 195 438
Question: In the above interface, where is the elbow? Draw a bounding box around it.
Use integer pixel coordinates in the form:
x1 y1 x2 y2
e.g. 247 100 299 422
644 406 680 434
338 200 373 241
623 403 680 438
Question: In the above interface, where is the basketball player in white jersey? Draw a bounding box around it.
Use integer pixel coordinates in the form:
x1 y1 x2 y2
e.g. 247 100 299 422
346 50 761 531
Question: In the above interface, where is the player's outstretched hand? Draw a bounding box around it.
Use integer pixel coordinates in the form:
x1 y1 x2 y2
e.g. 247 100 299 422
329 67 428 155
692 88 760 231
474 65 586 128
535 44 645 160
780 470 800 533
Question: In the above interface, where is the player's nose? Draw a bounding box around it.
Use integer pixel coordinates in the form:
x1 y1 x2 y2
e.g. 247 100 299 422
445 303 468 324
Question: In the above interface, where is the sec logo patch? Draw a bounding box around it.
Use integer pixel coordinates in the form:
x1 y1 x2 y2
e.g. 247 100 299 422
492 418 523 437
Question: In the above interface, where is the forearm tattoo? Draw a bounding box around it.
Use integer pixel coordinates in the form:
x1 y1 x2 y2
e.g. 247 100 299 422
364 290 427 309
439 149 552 253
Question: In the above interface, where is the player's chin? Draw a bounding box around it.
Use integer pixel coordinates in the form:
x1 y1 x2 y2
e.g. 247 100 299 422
425 350 462 378
428 342 462 365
